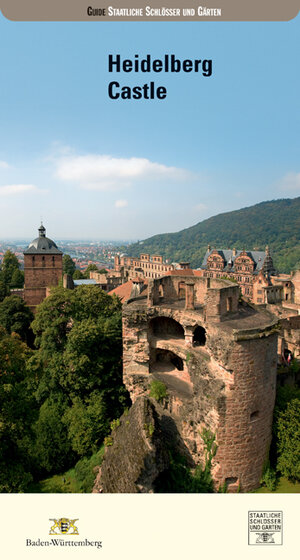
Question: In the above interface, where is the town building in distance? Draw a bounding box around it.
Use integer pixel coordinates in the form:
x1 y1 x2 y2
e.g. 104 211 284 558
89 252 176 291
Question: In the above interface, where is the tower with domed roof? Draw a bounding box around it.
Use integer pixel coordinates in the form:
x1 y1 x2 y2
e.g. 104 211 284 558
23 224 63 311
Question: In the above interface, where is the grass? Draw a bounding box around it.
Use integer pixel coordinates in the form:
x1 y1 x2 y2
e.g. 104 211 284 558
255 476 300 493
27 446 105 493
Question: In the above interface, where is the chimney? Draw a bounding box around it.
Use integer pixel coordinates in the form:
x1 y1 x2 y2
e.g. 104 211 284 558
179 262 190 270
130 277 145 298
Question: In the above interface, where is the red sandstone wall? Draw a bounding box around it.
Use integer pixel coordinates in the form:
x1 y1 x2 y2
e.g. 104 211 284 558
24 287 47 308
123 281 278 493
292 270 300 304
24 253 63 308
214 334 277 491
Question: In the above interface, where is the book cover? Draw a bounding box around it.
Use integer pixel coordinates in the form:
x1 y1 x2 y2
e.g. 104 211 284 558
0 1 299 558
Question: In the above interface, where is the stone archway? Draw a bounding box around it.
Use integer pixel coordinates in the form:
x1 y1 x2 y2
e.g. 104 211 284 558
149 316 185 339
150 348 184 373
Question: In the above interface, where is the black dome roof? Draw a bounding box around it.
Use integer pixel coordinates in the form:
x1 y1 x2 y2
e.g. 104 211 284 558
24 224 63 255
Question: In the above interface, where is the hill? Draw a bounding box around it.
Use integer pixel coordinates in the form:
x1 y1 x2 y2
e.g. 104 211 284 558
126 197 300 273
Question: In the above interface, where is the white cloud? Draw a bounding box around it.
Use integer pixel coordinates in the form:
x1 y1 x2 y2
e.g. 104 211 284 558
0 161 10 169
195 203 207 210
279 172 300 191
0 184 40 196
55 154 191 190
115 199 128 208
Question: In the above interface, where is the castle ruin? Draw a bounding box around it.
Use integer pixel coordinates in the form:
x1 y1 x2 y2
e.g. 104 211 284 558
122 274 279 492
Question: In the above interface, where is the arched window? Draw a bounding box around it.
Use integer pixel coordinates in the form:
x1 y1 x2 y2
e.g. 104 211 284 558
193 326 206 346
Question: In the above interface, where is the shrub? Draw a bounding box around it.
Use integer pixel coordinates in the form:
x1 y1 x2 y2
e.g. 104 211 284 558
260 462 277 491
277 399 300 481
149 380 168 403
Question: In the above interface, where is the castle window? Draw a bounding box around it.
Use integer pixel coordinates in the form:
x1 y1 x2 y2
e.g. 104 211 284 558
178 282 186 299
32 256 35 266
52 256 55 267
193 326 206 346
225 477 238 488
42 256 45 267
227 297 233 312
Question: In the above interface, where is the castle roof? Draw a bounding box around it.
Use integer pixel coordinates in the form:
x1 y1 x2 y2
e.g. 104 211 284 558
109 280 148 303
201 248 272 274
73 279 98 286
24 224 63 255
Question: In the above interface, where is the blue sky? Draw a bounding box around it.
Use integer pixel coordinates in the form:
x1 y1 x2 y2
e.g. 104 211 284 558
0 15 299 240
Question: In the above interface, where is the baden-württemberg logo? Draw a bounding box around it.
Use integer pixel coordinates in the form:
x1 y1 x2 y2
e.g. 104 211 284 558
49 518 79 535
25 516 102 549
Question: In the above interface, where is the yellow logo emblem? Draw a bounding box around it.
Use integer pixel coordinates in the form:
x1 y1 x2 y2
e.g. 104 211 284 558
49 518 79 535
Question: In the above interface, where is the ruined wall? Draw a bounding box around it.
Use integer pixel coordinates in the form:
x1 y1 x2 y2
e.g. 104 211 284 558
204 285 239 322
93 398 170 493
279 315 300 359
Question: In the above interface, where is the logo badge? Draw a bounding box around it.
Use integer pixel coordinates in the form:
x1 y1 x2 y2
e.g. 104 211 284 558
248 511 283 545
49 518 79 535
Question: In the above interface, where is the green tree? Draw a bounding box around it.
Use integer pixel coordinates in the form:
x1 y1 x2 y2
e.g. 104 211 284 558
31 286 130 465
32 394 74 474
277 399 300 481
270 384 300 468
73 269 84 280
0 328 35 491
0 295 34 344
1 250 21 286
0 276 9 302
10 268 24 288
83 263 98 278
63 393 109 456
63 254 76 276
